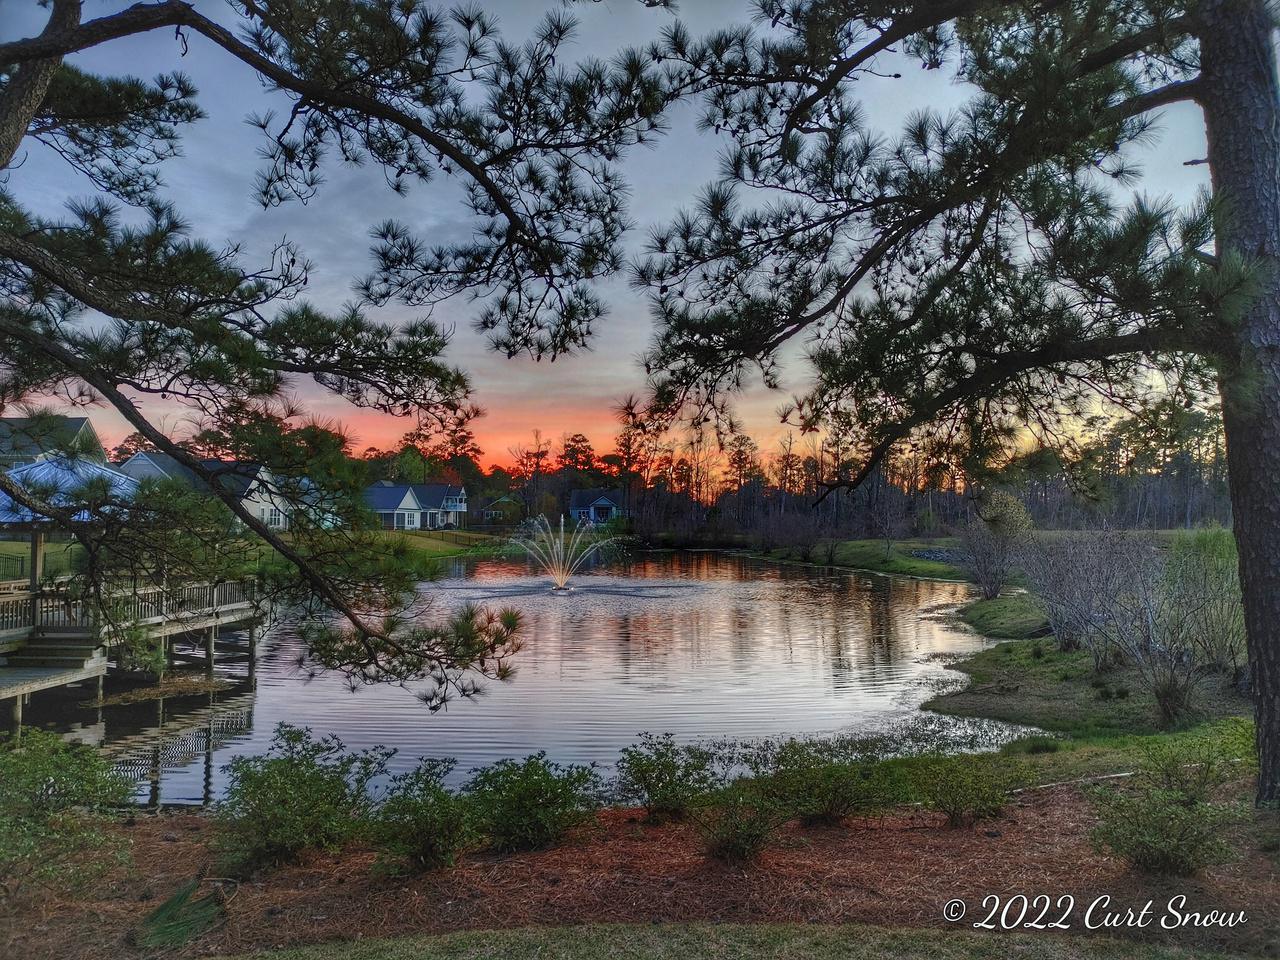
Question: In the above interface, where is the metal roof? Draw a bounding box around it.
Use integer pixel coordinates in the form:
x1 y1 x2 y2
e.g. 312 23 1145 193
0 456 140 525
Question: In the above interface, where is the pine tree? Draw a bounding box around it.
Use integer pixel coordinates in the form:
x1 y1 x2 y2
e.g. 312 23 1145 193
632 0 1280 803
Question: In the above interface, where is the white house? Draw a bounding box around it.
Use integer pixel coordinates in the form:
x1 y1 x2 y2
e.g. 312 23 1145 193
364 482 424 530
118 451 293 529
364 481 467 530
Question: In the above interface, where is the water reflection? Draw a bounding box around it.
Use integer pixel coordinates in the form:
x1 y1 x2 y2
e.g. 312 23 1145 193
14 552 1017 804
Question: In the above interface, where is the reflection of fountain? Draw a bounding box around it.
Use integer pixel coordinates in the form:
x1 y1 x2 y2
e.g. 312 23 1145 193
512 515 618 591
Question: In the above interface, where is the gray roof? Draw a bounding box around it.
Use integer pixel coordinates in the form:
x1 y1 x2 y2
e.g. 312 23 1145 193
122 451 263 499
409 483 464 510
363 482 465 512
364 484 415 512
0 456 139 525
0 416 98 459
569 488 623 511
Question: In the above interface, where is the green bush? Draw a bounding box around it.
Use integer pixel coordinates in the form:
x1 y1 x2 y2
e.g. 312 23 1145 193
217 724 391 870
616 733 721 823
761 742 906 825
466 753 601 852
693 783 788 865
1136 736 1233 806
910 754 1010 827
373 759 475 871
1091 787 1237 875
0 728 132 898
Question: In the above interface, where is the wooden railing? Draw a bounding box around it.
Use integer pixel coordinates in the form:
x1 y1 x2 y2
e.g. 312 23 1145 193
0 577 257 634
0 592 32 633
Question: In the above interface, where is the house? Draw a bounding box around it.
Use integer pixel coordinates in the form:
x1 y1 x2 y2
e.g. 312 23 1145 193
412 483 467 529
364 481 467 530
0 416 105 470
568 488 626 524
478 493 523 524
364 481 424 531
117 451 293 529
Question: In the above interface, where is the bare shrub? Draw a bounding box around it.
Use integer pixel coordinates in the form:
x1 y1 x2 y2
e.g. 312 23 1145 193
1168 530 1246 686
959 491 1032 600
1098 538 1242 726
1020 530 1132 663
1024 527 1246 722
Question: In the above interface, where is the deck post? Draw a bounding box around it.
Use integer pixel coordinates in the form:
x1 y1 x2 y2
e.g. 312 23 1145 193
247 623 257 682
205 625 217 676
27 530 44 628
10 693 21 729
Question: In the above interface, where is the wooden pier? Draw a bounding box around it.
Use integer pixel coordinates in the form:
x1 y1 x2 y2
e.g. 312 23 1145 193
0 578 259 724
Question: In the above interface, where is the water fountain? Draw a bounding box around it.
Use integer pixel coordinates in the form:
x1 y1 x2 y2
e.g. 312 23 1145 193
512 515 618 591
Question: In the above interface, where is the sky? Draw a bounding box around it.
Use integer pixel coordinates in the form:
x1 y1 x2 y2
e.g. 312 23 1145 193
3 0 1211 467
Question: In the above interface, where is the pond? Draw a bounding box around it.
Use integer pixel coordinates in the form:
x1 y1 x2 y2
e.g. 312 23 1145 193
17 552 1024 804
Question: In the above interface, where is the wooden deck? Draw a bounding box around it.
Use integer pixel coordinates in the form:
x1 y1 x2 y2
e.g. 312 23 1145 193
0 657 106 701
0 578 259 715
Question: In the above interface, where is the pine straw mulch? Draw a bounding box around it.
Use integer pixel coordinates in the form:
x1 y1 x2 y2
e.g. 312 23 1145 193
4 783 1278 960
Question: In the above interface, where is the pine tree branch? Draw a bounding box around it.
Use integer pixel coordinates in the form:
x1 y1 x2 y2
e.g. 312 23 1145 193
813 328 1196 503
0 228 447 405
0 1 533 246
779 0 1043 143
1114 78 1203 119
0 0 80 167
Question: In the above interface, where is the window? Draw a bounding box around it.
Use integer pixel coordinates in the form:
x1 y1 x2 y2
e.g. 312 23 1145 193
394 511 406 529
268 507 284 528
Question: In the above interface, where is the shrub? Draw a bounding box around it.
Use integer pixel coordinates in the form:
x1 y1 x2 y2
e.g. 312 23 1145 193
466 753 601 852
910 755 1010 827
1168 529 1246 683
0 728 132 899
217 724 392 870
959 491 1032 600
1136 736 1234 806
1091 787 1237 875
760 742 906 826
1020 530 1130 661
373 759 475 871
616 733 720 823
693 783 788 865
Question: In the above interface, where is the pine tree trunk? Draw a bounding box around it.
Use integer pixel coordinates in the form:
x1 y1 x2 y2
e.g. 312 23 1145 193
1199 0 1280 805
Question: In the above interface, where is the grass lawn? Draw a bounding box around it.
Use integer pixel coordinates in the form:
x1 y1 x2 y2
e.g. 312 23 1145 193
234 923 1246 960
394 530 506 562
767 536 967 580
959 593 1049 640
927 637 1251 738
0 536 82 577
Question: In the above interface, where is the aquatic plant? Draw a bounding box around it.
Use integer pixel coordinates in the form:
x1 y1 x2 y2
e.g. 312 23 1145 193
511 515 618 590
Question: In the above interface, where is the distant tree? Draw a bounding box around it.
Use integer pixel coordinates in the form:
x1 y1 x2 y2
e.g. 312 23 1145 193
109 431 152 464
724 434 761 492
393 445 431 484
510 430 553 515
557 433 599 474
